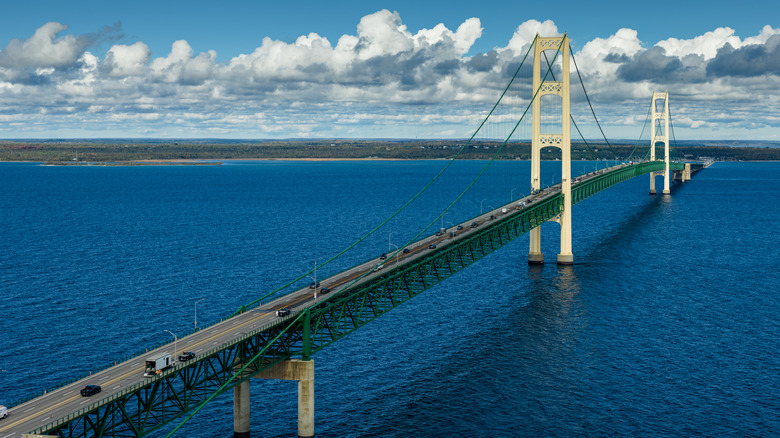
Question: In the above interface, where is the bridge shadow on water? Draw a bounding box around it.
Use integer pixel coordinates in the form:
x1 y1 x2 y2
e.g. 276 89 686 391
358 180 701 436
310 178 697 437
356 259 590 436
575 179 688 266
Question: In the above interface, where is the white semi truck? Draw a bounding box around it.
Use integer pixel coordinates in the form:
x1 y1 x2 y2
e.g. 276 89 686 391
144 353 173 377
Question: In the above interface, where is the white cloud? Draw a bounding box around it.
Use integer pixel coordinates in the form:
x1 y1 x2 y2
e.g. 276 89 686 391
150 40 216 84
0 22 85 69
1 15 780 139
657 27 741 60
103 42 150 77
504 20 560 54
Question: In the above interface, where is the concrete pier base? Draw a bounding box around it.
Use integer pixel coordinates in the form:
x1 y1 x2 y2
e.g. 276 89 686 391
528 252 544 265
662 189 671 195
649 189 657 195
233 380 251 438
557 254 574 265
255 359 315 438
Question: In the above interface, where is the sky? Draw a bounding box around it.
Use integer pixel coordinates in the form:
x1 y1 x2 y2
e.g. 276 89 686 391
0 0 778 140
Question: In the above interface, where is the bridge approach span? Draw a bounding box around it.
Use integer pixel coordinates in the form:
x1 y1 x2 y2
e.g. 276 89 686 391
4 160 687 438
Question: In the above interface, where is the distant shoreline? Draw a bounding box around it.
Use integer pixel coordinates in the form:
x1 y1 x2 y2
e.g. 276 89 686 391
41 160 224 166
3 139 780 162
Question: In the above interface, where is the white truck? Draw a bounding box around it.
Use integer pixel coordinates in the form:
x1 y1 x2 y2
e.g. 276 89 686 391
0 404 7 419
144 353 173 377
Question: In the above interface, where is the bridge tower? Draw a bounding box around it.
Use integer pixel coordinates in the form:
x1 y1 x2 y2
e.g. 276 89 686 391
649 91 671 195
529 34 573 265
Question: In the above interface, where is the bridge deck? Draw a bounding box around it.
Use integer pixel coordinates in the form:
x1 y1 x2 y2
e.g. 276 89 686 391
1 160 685 437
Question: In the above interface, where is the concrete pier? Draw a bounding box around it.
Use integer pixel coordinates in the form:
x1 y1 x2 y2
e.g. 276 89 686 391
255 359 315 438
233 380 251 438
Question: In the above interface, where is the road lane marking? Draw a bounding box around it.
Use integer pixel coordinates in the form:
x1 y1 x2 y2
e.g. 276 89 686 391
0 363 145 432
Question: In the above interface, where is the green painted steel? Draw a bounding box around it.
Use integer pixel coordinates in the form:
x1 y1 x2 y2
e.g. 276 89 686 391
31 160 685 437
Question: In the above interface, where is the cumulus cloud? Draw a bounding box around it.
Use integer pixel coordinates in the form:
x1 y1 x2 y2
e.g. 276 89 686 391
0 22 122 83
150 40 216 84
1 14 780 139
706 35 780 77
103 42 150 77
0 22 86 70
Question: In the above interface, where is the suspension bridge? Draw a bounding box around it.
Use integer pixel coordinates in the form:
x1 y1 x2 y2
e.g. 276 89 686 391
1 34 708 438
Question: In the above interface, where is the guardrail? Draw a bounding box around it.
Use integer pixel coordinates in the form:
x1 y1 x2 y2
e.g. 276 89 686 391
30 311 302 435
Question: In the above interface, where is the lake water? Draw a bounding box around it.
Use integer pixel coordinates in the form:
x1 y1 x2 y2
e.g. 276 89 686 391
1 160 778 437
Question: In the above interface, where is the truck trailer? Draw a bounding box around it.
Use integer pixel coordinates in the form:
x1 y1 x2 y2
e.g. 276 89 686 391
144 353 172 377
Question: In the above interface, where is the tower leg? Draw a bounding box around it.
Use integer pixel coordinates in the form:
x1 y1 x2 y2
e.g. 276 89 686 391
649 171 656 195
557 205 573 265
234 380 251 438
528 227 544 264
663 166 671 195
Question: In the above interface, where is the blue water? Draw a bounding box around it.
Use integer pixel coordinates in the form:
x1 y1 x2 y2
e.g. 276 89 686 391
1 160 778 437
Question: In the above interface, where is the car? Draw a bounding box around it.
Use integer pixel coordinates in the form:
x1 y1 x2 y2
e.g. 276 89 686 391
376 264 384 270
501 208 508 213
456 225 464 230
470 222 479 228
379 253 387 260
308 282 320 289
276 308 292 317
402 248 411 254
428 244 437 249
319 287 330 294
80 385 101 397
435 231 443 236
178 351 196 362
0 405 7 420
489 214 495 220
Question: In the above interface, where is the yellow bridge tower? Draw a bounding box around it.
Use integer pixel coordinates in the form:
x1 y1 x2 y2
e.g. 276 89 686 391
650 91 671 195
529 35 573 265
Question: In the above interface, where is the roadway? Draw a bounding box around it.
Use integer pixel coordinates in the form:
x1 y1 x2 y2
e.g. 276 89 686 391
0 163 625 437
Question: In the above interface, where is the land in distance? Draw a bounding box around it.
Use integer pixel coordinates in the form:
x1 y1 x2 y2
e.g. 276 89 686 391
2 139 779 163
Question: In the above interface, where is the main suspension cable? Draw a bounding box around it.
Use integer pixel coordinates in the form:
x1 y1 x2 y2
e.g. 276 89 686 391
329 36 567 300
570 50 619 160
627 97 653 161
238 35 539 312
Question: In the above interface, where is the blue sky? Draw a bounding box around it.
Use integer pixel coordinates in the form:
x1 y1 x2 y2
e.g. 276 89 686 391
1 0 778 140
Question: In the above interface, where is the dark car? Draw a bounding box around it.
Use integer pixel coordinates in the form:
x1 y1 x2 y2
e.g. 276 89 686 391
379 253 387 260
435 231 443 236
178 351 196 362
456 225 464 230
80 385 101 397
402 248 411 254
428 244 437 249
308 282 320 289
470 222 479 228
276 308 292 317
319 287 330 294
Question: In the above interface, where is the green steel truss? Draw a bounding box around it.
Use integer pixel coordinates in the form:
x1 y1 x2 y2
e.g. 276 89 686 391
32 161 683 437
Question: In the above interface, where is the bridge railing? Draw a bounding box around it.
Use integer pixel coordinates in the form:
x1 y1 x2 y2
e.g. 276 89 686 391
30 310 303 435
9 303 262 410
22 160 692 431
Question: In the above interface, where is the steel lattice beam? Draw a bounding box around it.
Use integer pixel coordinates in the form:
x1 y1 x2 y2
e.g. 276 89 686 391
30 161 683 438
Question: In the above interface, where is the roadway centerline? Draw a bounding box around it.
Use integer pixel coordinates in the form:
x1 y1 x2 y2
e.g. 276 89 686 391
3 177 604 436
